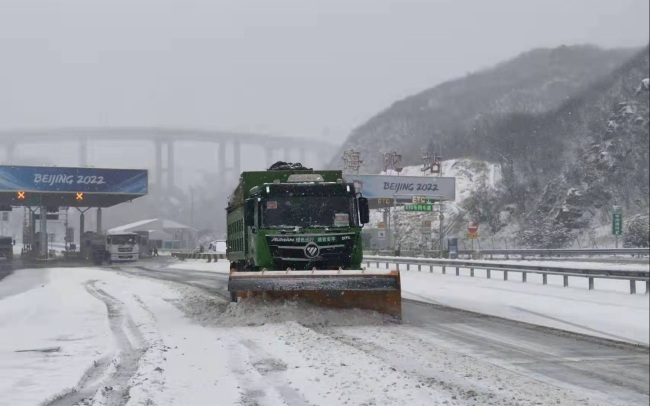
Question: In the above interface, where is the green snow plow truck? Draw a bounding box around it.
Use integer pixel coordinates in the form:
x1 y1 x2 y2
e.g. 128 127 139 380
226 162 401 317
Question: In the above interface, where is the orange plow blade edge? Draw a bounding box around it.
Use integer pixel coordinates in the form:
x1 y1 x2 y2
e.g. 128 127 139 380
227 269 402 318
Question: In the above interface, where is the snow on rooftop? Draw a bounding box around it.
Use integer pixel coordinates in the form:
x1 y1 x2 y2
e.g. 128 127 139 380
108 218 158 233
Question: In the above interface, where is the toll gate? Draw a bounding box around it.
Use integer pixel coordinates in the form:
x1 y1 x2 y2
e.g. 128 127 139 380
0 165 148 258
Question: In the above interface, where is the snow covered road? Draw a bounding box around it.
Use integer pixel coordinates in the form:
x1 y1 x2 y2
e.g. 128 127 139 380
0 260 648 406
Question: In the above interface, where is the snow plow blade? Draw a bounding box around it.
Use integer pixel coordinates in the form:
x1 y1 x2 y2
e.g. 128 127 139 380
228 269 401 317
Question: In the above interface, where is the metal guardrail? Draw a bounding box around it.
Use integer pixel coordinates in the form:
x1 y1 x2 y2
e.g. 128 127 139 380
363 255 650 295
171 252 227 263
365 248 650 259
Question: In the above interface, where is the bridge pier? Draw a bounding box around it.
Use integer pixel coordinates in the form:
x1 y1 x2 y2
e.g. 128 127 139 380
217 140 227 187
79 138 88 166
299 148 306 164
167 140 175 191
152 138 176 192
233 140 241 177
4 142 16 163
266 146 276 168
155 139 163 189
261 145 327 169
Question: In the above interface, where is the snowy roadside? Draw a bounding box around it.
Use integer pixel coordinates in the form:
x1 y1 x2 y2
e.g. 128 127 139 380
0 266 626 406
0 267 455 406
167 259 650 345
0 269 113 406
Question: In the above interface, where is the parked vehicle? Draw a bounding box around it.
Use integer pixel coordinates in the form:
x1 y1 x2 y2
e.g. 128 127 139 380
0 236 14 260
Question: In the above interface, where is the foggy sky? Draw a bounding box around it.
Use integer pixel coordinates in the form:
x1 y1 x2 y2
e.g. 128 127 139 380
1 0 648 142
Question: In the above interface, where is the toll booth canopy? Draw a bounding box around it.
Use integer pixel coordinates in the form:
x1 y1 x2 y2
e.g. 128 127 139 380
0 165 148 209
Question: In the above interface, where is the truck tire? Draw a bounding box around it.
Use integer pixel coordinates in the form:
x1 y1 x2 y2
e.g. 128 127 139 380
230 291 238 303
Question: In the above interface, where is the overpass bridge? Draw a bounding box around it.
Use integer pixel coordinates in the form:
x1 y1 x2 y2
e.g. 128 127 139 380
0 127 340 191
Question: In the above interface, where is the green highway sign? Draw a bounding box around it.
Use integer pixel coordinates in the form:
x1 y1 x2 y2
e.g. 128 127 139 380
612 213 622 235
405 204 433 212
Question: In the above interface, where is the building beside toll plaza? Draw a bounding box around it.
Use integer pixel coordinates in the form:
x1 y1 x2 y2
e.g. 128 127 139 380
108 218 197 251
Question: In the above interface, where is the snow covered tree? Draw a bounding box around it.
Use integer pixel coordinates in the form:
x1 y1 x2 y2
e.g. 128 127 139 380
623 216 650 247
518 211 573 248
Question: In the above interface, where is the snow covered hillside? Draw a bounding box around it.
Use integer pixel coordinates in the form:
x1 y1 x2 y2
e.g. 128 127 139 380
337 46 649 249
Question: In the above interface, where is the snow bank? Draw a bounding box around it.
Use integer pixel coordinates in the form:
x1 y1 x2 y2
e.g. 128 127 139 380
392 266 649 345
166 258 649 345
219 297 384 327
0 269 113 406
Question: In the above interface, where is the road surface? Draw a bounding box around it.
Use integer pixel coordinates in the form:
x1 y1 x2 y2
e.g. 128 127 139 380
118 259 650 406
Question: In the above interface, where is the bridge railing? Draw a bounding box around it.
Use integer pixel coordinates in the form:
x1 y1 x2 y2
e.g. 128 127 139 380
363 255 650 295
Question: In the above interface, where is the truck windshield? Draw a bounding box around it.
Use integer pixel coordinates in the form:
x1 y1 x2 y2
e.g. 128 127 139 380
262 196 355 228
109 235 137 245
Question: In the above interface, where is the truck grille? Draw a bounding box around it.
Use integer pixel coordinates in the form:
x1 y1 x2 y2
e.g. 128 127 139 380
266 233 356 270
118 247 133 253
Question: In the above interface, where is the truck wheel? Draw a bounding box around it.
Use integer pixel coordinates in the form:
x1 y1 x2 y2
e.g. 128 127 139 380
230 291 238 303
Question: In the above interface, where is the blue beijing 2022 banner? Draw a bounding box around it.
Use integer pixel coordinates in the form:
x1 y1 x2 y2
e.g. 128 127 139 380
0 166 148 194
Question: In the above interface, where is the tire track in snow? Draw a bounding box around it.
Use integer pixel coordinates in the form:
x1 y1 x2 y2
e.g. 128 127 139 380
84 281 146 406
306 324 593 406
417 321 649 403
40 357 114 406
43 281 146 406
227 338 313 406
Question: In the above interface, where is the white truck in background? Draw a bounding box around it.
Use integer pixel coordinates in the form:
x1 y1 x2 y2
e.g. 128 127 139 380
84 231 139 264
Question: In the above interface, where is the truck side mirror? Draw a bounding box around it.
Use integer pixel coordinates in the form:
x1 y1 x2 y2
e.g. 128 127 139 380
359 197 370 224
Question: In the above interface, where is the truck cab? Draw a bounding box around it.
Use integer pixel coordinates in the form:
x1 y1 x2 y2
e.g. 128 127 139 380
106 232 139 262
84 231 139 264
227 168 370 272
